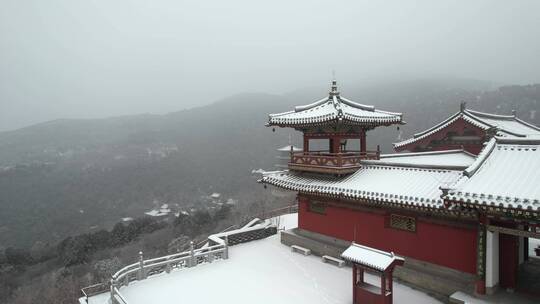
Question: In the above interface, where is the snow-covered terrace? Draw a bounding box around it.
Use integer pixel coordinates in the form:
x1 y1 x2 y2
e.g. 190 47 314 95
85 214 440 304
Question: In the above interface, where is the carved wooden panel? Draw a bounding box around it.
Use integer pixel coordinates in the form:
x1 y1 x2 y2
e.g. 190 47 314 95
390 214 416 232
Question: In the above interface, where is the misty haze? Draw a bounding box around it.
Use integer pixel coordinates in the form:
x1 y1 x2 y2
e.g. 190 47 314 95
1 1 540 304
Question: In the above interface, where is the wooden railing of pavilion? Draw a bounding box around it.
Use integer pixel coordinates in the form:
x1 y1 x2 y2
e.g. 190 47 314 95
288 149 380 174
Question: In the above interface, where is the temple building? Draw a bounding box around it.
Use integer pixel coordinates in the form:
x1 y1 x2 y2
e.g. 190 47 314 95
267 79 403 175
393 102 540 154
260 81 540 299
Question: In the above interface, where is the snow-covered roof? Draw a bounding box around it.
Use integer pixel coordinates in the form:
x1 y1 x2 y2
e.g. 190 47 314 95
444 137 540 211
268 80 403 128
277 145 302 152
261 163 462 209
341 243 404 271
394 107 540 149
364 150 476 170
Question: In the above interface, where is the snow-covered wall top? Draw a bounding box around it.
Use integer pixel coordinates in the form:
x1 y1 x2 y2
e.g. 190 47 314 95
364 149 476 170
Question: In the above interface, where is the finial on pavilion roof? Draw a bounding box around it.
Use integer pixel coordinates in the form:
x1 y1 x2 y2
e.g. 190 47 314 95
460 101 467 112
330 78 340 97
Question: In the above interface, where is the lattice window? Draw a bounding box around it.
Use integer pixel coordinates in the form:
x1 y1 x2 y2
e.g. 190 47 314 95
308 201 326 214
390 214 416 232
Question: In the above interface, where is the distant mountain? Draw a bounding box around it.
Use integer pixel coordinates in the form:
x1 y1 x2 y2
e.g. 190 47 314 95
0 80 538 247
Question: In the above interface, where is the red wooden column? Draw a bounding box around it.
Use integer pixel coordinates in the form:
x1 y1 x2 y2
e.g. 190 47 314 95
388 272 393 296
386 272 394 304
499 234 519 290
360 130 366 153
303 135 310 152
330 135 341 153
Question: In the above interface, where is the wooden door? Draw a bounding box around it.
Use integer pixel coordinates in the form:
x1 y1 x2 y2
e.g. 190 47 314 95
499 233 518 289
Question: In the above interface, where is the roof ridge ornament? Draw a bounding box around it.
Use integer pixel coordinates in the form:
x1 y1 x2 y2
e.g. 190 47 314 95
329 79 340 97
460 101 467 112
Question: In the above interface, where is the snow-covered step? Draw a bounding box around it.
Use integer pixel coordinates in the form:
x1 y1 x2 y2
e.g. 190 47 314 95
291 245 311 256
321 255 345 267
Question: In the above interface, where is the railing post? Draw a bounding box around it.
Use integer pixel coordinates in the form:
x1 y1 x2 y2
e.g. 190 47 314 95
224 236 229 260
166 259 172 273
110 279 116 304
138 251 145 280
188 241 195 267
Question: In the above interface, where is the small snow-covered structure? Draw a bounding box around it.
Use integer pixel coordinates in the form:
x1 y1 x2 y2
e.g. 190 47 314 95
342 243 404 304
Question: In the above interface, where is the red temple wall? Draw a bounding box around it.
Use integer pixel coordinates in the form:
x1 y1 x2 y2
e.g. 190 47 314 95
298 197 478 274
397 118 486 155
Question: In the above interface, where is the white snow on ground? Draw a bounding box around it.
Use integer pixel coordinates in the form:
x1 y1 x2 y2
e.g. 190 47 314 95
83 292 109 304
87 213 440 304
144 208 170 217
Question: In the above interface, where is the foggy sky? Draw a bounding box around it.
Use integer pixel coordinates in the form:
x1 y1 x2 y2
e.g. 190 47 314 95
1 0 540 131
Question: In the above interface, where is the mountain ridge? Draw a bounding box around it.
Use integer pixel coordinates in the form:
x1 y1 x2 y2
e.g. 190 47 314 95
0 80 538 248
